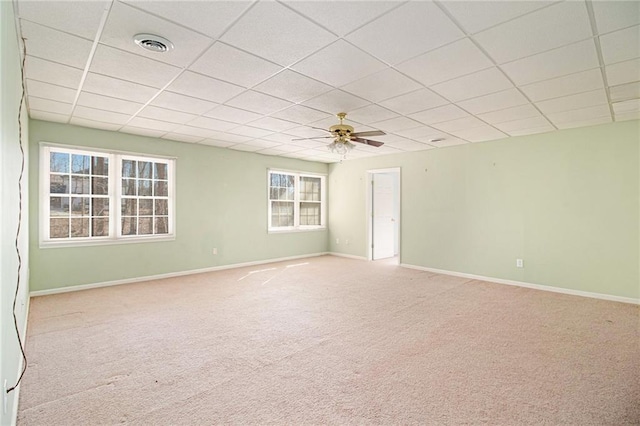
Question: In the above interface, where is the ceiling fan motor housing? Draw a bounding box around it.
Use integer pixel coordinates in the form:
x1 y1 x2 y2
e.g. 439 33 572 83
329 123 355 137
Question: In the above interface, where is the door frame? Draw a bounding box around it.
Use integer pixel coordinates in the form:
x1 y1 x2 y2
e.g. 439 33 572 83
366 167 401 262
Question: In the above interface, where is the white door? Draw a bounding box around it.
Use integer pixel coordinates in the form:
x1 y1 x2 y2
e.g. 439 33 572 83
373 173 395 260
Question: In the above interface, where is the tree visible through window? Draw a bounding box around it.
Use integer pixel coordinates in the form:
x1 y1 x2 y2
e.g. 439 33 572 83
268 170 325 231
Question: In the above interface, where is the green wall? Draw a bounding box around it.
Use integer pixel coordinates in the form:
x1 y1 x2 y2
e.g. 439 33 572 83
329 121 639 300
1 1 30 424
29 120 328 292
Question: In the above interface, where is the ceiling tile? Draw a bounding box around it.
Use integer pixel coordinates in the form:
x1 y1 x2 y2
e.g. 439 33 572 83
546 104 611 125
425 138 468 148
431 67 513 102
137 105 198 124
379 89 449 116
25 56 83 89
187 116 238 132
501 39 599 86
29 109 69 123
370 116 423 133
506 125 555 137
615 111 640 121
606 58 640 86
127 116 180 132
535 89 608 115
220 1 336 66
592 0 640 34
384 138 434 152
90 45 181 88
394 125 443 139
431 116 486 133
347 104 399 124
271 105 332 125
21 21 93 69
410 104 470 125
609 81 640 102
613 98 640 114
397 38 493 86
28 97 72 115
150 91 218 115
473 1 592 64
229 144 263 153
448 125 508 143
242 139 281 149
257 148 287 156
70 117 122 131
246 117 298 132
457 88 530 114
169 126 216 138
167 71 245 103
292 40 386 87
519 68 604 102
477 104 541 125
225 90 293 115
83 73 158 104
100 1 213 68
440 1 554 34
600 25 640 65
282 1 398 37
341 69 421 103
190 42 282 88
198 132 251 144
203 105 263 124
345 1 464 65
261 133 302 144
253 70 332 104
77 92 143 115
26 80 76 104
492 115 551 135
227 125 273 138
120 126 167 138
73 105 131 125
286 126 331 139
17 0 109 39
555 116 612 130
302 89 370 114
259 142 305 153
163 132 204 143
122 0 252 39
199 139 236 148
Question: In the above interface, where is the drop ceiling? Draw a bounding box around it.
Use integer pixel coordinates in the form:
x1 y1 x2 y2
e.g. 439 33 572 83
14 0 640 163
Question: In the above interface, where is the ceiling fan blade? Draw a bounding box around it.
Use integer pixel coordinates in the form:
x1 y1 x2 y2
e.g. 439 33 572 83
291 136 334 141
352 137 384 147
308 126 332 133
351 130 385 138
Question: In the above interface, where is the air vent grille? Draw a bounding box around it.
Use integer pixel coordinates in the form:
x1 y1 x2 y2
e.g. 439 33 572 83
133 34 173 53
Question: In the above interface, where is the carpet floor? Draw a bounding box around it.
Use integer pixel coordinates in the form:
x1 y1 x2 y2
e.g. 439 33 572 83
18 255 639 425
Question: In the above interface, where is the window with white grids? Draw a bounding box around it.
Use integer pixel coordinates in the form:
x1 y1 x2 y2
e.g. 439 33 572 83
268 170 325 232
41 145 174 246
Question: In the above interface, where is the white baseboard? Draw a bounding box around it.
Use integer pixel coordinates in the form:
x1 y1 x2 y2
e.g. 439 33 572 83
30 252 329 297
328 252 368 261
10 295 30 426
401 263 639 305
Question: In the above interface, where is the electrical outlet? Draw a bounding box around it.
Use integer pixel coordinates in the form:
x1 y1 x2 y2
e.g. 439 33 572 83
345 239 349 245
3 379 8 414
516 258 524 268
336 238 339 244
212 248 217 255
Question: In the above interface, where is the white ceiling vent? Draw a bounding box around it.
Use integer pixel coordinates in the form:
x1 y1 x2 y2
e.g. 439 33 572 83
133 34 174 53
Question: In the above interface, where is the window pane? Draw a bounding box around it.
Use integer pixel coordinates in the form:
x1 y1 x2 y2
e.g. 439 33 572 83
71 155 90 174
71 197 89 216
92 198 109 217
300 177 321 201
138 180 152 196
121 217 137 235
122 160 136 178
50 197 69 216
121 199 137 216
138 217 152 235
271 201 294 227
50 152 69 173
300 202 320 226
155 199 168 215
122 179 136 196
154 163 167 180
92 156 108 176
50 218 69 238
139 199 153 215
71 176 90 194
91 177 108 195
92 218 109 237
70 218 89 237
50 175 69 194
154 181 168 197
138 161 152 179
155 217 168 234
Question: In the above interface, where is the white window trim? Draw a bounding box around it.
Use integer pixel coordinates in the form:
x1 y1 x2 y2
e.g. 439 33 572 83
40 143 176 248
267 169 326 233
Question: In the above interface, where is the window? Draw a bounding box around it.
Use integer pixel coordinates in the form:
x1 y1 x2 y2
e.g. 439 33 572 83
268 170 325 232
41 145 174 246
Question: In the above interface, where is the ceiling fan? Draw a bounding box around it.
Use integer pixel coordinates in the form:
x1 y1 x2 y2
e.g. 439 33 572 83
292 112 385 157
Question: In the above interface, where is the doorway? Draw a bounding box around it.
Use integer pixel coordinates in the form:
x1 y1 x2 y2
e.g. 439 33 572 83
367 168 400 262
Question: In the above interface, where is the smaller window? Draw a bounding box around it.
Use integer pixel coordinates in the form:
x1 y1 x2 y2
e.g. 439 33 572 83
268 170 326 232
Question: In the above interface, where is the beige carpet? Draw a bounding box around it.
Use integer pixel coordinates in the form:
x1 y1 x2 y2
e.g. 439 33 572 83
19 255 639 425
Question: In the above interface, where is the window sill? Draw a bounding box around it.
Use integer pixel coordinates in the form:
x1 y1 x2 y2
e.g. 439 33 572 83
39 234 176 249
268 227 326 234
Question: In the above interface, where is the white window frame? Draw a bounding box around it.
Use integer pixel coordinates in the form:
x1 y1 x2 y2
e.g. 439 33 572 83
267 169 326 233
40 143 176 248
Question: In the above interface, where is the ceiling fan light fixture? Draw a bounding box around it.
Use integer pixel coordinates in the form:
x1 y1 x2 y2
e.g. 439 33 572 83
328 139 355 157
